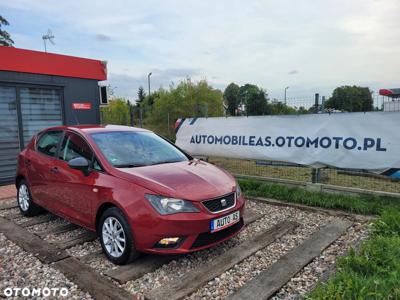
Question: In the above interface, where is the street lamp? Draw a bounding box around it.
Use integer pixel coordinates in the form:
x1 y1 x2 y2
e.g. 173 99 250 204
284 86 289 104
148 72 152 97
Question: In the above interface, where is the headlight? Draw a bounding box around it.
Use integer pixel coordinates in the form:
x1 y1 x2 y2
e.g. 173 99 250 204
145 194 200 215
236 184 242 199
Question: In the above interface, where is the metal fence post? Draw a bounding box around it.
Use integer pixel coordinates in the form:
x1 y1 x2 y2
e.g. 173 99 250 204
314 93 319 113
311 168 320 183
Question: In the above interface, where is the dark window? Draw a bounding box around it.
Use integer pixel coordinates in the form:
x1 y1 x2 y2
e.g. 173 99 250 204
36 131 62 157
59 132 102 171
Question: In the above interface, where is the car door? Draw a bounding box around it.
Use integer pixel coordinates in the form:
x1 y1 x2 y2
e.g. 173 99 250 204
52 131 101 228
27 130 63 209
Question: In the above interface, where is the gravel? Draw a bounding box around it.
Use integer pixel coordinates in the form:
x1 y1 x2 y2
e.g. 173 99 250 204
0 233 93 299
26 217 70 234
67 239 102 258
44 227 88 242
122 200 336 299
272 222 370 299
0 199 371 300
0 207 19 218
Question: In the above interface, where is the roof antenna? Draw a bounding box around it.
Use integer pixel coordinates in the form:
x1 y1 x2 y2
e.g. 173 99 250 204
42 29 55 52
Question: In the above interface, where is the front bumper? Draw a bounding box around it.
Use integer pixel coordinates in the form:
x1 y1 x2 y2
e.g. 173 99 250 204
130 194 246 254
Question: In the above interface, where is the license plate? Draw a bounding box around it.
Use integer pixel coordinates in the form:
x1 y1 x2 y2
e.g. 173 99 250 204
210 211 240 233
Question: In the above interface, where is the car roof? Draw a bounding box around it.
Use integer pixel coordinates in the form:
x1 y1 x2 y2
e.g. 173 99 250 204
42 124 150 135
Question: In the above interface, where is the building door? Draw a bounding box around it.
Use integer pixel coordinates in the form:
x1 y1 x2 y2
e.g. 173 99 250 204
0 86 20 183
0 85 63 184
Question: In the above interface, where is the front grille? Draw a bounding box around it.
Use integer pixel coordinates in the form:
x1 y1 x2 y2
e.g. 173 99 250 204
202 193 235 213
190 218 244 249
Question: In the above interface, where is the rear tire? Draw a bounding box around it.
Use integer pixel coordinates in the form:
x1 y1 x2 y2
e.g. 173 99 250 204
17 179 42 217
99 207 140 265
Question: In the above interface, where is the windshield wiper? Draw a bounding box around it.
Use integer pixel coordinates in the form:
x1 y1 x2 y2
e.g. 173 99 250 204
149 160 181 166
114 163 145 168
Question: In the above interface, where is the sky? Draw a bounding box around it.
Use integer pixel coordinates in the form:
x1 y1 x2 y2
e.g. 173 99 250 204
1 0 399 101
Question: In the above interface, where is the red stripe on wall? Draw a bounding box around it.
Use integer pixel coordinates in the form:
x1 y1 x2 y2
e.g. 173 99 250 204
0 46 107 81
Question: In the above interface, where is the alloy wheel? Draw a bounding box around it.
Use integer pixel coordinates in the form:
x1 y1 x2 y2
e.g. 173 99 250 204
18 184 30 212
102 216 126 258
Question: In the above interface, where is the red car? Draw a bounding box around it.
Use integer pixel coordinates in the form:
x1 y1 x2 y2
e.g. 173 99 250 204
15 125 245 265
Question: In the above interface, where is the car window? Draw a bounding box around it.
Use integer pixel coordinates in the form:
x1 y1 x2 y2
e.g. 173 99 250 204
59 132 102 171
36 131 62 157
90 131 188 167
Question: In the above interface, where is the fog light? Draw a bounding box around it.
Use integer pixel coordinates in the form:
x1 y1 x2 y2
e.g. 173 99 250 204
158 237 180 245
154 237 183 249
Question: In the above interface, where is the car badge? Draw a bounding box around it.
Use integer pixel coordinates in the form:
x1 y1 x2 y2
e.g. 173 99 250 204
221 198 227 207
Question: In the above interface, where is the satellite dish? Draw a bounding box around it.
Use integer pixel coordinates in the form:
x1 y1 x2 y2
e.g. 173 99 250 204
42 29 55 52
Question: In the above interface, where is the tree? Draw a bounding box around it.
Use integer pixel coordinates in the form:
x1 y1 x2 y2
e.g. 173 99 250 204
223 83 240 116
238 84 269 116
325 85 373 112
100 99 130 125
0 16 14 46
145 79 223 139
137 86 146 105
267 100 297 115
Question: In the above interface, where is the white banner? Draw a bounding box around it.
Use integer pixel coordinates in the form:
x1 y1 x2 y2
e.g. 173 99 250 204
175 112 400 169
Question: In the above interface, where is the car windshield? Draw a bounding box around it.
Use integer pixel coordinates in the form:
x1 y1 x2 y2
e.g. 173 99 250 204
90 131 189 168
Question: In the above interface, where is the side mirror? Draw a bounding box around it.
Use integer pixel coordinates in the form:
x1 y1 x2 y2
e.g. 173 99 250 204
68 157 90 176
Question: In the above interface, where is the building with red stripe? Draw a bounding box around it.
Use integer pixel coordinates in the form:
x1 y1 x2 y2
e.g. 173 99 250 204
0 46 107 183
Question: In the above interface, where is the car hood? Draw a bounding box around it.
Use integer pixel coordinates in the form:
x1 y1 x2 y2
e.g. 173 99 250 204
113 160 236 201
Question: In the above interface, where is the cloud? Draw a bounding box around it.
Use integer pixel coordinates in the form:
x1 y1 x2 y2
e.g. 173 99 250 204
94 33 111 41
2 0 400 99
107 67 200 101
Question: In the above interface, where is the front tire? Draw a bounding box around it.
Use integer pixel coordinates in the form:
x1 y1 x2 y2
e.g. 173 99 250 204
17 179 42 217
99 207 139 265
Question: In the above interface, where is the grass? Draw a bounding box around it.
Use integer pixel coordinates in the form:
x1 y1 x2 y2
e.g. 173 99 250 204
308 210 400 300
212 157 400 194
239 178 400 299
239 178 400 215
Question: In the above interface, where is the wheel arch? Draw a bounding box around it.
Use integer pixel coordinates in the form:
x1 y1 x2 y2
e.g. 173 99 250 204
15 174 25 188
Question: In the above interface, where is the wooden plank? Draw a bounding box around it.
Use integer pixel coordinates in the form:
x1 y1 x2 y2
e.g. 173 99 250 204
78 249 104 264
55 231 97 250
37 223 78 237
0 216 68 263
229 219 353 300
105 254 179 284
146 220 298 300
19 214 58 227
106 209 264 284
0 216 136 299
244 209 263 225
53 257 135 300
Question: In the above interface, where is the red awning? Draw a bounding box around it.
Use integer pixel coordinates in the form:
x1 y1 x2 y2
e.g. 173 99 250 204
379 88 400 98
0 46 107 81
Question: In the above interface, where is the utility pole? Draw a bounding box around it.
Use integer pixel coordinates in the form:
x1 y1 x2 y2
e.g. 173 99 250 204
284 86 289 104
147 72 152 97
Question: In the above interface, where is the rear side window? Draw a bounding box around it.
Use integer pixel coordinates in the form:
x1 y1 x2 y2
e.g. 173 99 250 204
59 132 102 171
36 131 62 157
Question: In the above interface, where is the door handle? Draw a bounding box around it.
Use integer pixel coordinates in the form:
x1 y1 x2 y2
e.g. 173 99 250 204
50 167 60 174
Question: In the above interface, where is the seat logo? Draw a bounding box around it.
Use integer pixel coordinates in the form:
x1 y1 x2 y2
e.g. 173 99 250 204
221 198 227 207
